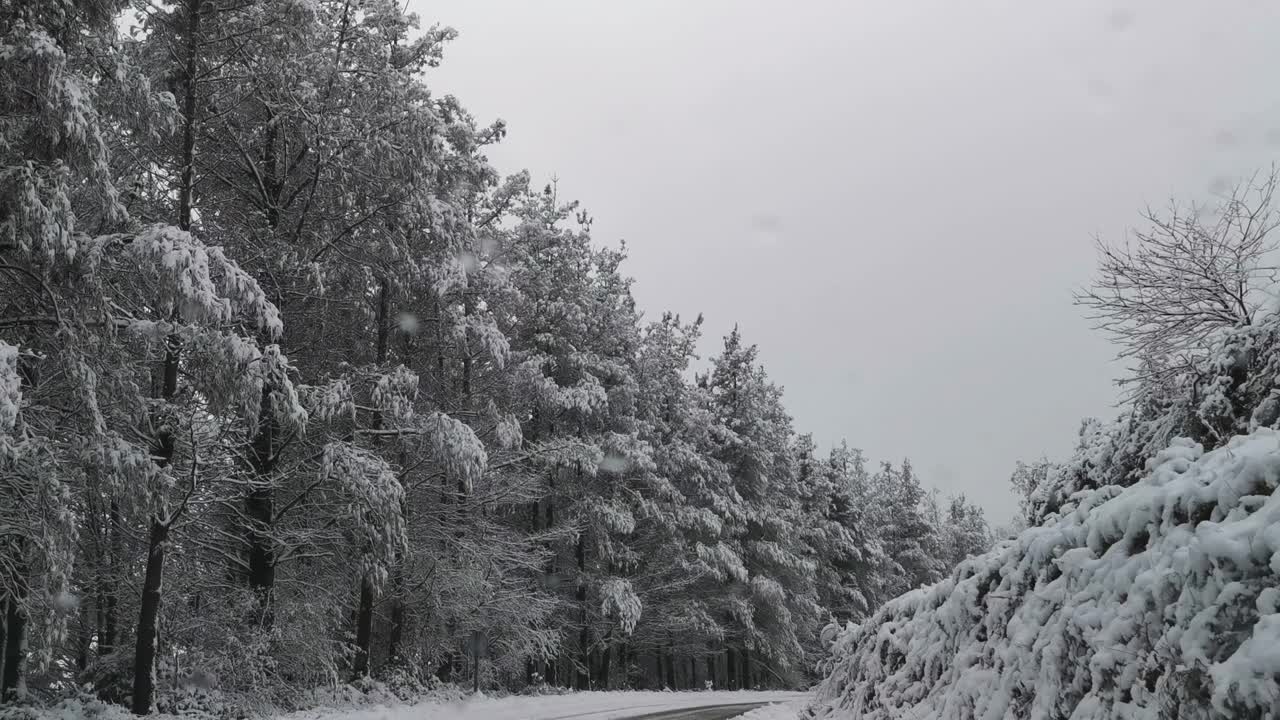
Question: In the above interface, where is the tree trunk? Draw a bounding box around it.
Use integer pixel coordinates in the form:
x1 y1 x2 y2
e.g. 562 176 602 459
705 655 715 690
620 642 632 688
246 388 276 613
0 606 6 694
76 618 89 671
352 577 374 679
2 594 25 701
131 1 196 708
102 501 121 654
575 531 589 690
472 631 484 693
664 648 675 689
543 465 556 686
386 570 405 666
133 326 181 715
244 66 289 620
359 279 394 672
131 520 169 715
725 648 736 690
598 643 612 690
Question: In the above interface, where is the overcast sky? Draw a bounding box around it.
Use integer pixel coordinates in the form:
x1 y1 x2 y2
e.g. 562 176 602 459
413 0 1280 523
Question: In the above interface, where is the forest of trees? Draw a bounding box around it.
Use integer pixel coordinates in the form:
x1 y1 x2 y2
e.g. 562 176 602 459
0 0 993 715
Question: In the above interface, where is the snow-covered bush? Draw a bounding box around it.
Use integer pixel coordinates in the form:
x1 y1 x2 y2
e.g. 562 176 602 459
806 429 1280 719
0 693 134 720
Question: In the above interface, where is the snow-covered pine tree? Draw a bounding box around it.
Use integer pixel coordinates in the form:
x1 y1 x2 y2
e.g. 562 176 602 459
797 438 887 630
699 328 819 688
867 460 946 604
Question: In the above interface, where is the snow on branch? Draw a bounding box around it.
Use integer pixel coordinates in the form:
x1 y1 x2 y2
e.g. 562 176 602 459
321 442 407 584
0 341 20 433
87 225 284 338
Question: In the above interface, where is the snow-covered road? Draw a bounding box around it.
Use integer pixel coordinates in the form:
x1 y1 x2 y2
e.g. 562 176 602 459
621 702 771 720
284 690 808 720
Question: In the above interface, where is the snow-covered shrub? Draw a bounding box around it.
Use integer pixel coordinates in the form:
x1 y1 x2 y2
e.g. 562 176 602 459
374 661 460 702
0 692 133 720
1032 314 1280 526
806 430 1280 720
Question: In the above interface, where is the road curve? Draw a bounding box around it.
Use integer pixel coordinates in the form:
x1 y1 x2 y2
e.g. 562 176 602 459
623 702 767 720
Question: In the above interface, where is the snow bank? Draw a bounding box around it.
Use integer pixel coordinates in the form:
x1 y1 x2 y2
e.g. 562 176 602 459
806 430 1280 719
734 699 807 720
282 690 807 720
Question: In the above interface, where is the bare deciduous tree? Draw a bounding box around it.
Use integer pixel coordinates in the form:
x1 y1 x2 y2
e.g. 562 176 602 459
1076 169 1280 385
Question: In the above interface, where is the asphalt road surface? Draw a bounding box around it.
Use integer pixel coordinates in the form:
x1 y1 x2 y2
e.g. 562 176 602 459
624 703 767 720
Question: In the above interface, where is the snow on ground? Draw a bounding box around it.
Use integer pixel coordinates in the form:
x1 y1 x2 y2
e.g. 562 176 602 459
806 429 1280 719
283 690 809 720
732 699 806 720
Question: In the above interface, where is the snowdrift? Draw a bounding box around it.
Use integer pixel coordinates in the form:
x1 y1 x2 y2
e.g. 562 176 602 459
805 430 1280 720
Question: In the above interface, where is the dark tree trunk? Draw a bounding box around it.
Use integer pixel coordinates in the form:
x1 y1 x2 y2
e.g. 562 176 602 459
386 573 405 665
77 620 89 671
542 464 557 681
366 279 404 666
0 608 6 694
620 642 632 688
132 297 181 715
664 649 675 689
598 642 612 690
470 631 480 693
246 387 276 610
352 577 374 679
94 583 105 659
102 501 120 654
132 1 195 709
133 331 181 716
244 96 288 616
133 254 183 715
725 648 736 690
575 531 589 690
2 594 26 701
705 655 716 690
131 520 169 715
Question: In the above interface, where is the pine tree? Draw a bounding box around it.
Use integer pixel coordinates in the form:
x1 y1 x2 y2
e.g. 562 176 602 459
699 328 818 687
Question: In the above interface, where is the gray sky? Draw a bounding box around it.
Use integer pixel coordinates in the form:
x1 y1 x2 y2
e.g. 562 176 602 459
415 0 1280 523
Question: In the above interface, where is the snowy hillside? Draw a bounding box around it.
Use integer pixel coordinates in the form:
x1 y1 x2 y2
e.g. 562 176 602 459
805 429 1280 719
